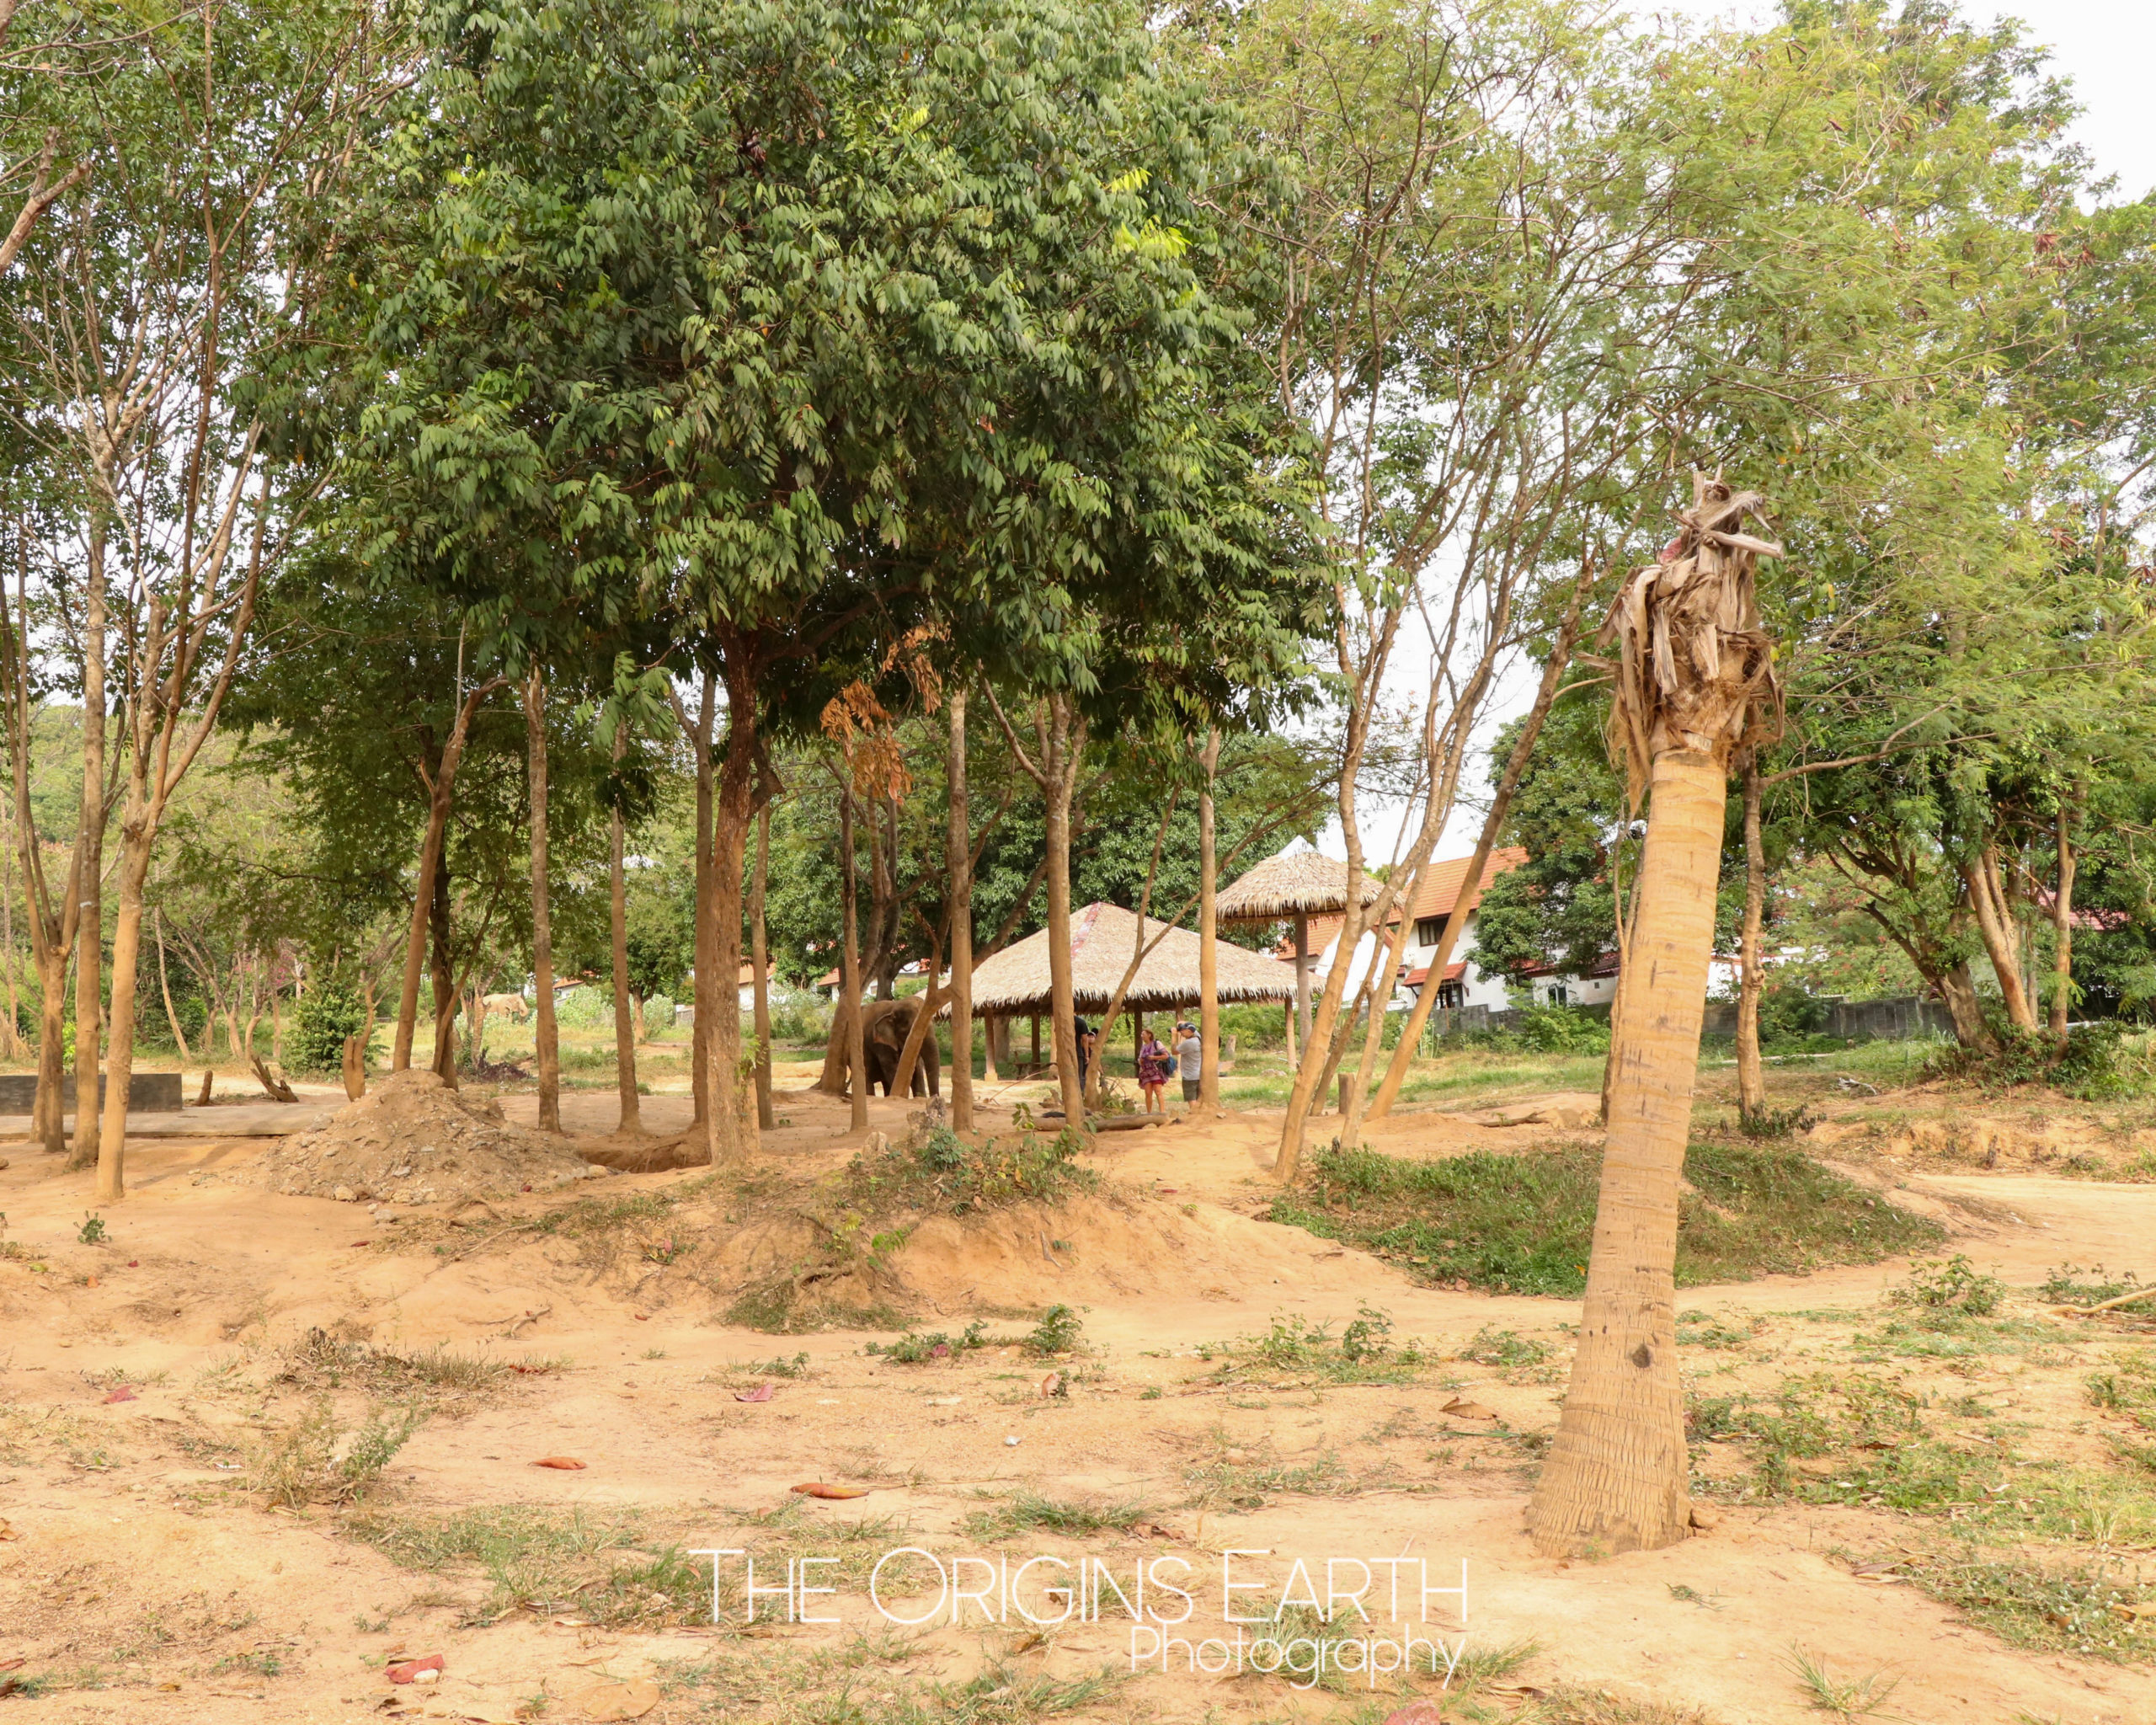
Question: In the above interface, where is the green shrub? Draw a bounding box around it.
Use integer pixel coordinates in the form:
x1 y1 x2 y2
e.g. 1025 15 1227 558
1894 1254 2005 1317
289 984 371 1075
768 987 831 1045
1924 1021 2153 1099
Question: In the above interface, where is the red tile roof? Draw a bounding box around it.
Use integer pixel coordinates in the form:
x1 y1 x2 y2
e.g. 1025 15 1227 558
1402 960 1469 986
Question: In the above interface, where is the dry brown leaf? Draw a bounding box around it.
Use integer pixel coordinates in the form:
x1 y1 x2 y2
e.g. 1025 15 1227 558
791 1482 871 1500
1440 1397 1497 1420
531 1456 587 1471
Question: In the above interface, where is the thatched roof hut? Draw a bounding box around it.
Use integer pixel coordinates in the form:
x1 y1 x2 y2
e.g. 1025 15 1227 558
1214 850 1381 925
957 902 1293 1016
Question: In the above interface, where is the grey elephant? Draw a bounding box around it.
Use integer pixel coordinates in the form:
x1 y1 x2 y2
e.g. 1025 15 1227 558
861 996 940 1097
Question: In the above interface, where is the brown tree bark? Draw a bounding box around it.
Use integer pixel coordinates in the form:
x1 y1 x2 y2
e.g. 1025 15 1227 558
1530 747 1734 1556
427 862 459 1087
1961 844 2036 1033
392 678 499 1069
839 783 869 1131
1198 729 1222 1114
2050 798 2077 1046
947 688 975 1131
702 662 759 1162
1530 478 1779 1557
523 666 561 1131
687 677 715 1126
750 799 775 1131
1735 749 1768 1119
72 519 108 1168
607 725 640 1132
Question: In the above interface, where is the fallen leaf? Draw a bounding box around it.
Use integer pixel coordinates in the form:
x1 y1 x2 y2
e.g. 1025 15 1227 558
549 1618 596 1629
532 1457 587 1471
0 1658 24 1672
1440 1397 1497 1420
734 1383 773 1403
791 1482 871 1499
350 1240 371 1247
104 1386 137 1404
2114 1601 2153 1622
84 1275 98 1288
0 1520 19 1541
1037 1372 1061 1398
126 1259 138 1267
632 1313 650 1322
387 1653 446 1684
574 1678 660 1722
156 1680 179 1690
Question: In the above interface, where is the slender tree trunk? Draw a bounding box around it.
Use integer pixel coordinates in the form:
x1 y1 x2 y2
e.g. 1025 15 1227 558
0 806 19 1062
1935 959 1991 1048
428 864 458 1087
1735 750 1768 1119
34 947 65 1152
840 784 868 1131
1041 696 1084 1126
1198 729 1221 1115
947 689 974 1131
154 910 189 1067
1961 846 2036 1032
689 677 715 1126
1293 912 1310 1049
523 667 561 1131
393 682 496 1068
1529 746 1727 1556
2050 798 2077 1046
608 727 640 1132
1371 597 1590 1118
72 524 107 1167
704 668 758 1162
750 800 774 1130
95 838 152 1199
1338 867 1422 1147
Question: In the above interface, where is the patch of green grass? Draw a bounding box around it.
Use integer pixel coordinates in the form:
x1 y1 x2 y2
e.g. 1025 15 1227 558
248 1401 423 1509
1782 1643 1900 1718
1198 1306 1422 1386
277 1327 556 1398
1182 1445 1348 1510
2041 1264 2148 1306
1514 1688 1721 1725
962 1492 1153 1541
1458 1325 1551 1373
2086 1348 2156 1429
1676 1311 1763 1350
1272 1141 1942 1297
1889 1551 2154 1664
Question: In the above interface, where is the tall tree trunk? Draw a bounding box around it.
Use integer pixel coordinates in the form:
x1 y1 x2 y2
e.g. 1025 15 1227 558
839 784 868 1131
0 803 19 1062
608 726 639 1132
1372 577 1593 1118
72 522 107 1167
1530 475 1780 1557
703 665 758 1162
947 689 975 1131
1338 865 1424 1147
689 677 715 1127
2050 798 2077 1046
1041 696 1084 1126
392 680 495 1068
34 947 66 1152
1735 750 1768 1119
750 799 774 1130
1530 746 1729 1555
1961 846 2036 1032
1197 729 1221 1115
428 863 458 1087
1936 959 1990 1047
154 910 190 1067
97 837 153 1199
523 667 561 1131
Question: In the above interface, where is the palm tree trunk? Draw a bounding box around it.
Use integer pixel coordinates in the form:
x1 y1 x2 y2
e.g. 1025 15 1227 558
1530 745 1727 1554
1197 729 1221 1114
1735 750 1768 1119
1531 475 1780 1557
523 667 561 1131
947 689 975 1131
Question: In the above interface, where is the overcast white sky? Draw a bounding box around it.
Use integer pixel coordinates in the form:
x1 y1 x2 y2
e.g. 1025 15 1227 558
1318 0 2156 868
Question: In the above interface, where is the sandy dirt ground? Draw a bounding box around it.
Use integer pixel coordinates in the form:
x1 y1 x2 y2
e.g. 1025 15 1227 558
1 1076 2153 1724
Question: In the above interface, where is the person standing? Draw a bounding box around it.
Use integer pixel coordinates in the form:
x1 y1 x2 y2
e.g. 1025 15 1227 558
1136 1028 1170 1114
1176 1019 1203 1108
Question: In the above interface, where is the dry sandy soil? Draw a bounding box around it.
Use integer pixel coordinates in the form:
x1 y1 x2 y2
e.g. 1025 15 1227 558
1 1071 2153 1725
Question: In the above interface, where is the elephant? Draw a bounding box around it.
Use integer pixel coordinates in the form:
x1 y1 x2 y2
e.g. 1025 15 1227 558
862 996 940 1098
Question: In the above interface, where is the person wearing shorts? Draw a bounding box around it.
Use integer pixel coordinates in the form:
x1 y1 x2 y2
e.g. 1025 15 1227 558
1176 1022 1203 1104
1136 1028 1171 1113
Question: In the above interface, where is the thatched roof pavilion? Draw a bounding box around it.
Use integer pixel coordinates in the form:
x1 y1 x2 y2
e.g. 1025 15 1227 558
1214 850 1378 1054
1214 850 1381 924
957 901 1293 1017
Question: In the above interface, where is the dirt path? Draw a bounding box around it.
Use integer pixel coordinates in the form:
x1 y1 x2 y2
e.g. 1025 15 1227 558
0 1092 2152 1722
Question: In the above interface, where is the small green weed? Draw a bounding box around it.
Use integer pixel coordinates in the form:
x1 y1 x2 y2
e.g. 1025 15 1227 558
867 1321 987 1365
1894 1255 2004 1317
1783 1643 1900 1718
1459 1325 1550 1371
77 1213 107 1246
962 1492 1153 1540
1024 1305 1084 1358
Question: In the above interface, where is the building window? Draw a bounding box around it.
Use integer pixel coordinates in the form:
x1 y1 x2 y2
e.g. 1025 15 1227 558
1545 982 1571 1007
1437 980 1465 1009
1413 915 1448 948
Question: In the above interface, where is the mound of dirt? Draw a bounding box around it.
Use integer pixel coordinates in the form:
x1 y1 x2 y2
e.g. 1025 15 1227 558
248 1069 596 1204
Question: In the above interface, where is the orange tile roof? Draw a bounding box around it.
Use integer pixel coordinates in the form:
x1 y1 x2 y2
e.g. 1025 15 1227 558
1290 847 1531 952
